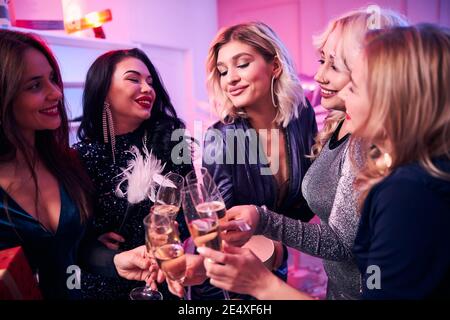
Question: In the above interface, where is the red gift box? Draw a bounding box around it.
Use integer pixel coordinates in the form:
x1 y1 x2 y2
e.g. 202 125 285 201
0 246 42 300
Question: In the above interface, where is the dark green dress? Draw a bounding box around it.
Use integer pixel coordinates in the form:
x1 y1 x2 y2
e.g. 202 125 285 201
0 185 85 299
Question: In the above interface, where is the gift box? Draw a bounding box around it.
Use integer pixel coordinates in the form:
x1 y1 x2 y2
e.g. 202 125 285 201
0 246 42 300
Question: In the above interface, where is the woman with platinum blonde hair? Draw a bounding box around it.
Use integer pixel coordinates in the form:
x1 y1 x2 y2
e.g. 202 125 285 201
197 21 317 299
203 22 316 221
206 21 306 128
311 7 408 157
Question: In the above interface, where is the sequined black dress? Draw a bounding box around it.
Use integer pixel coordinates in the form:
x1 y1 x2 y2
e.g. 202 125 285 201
73 121 193 300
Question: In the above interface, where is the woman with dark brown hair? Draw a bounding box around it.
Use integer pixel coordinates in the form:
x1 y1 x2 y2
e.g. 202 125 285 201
0 29 92 299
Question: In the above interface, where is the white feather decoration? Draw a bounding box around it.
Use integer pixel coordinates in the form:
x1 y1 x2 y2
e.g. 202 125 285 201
115 144 167 203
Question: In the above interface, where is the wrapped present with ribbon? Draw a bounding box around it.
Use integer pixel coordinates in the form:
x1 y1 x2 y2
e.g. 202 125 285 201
0 246 42 300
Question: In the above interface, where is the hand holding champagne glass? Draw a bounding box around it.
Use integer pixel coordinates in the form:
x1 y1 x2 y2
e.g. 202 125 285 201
148 208 188 297
129 213 164 300
182 168 231 300
185 168 250 230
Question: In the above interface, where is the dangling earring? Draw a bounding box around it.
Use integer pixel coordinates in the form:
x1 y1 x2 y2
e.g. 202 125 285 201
102 102 116 164
271 76 278 108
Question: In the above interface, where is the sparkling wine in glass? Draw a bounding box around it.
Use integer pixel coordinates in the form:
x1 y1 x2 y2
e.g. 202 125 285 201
154 172 184 220
148 210 188 298
182 181 230 300
189 214 222 250
153 242 186 283
129 213 164 300
185 168 227 222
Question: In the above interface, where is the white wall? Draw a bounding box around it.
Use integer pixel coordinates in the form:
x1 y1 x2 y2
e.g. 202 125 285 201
9 0 218 133
218 0 450 76
65 0 218 96
58 0 219 130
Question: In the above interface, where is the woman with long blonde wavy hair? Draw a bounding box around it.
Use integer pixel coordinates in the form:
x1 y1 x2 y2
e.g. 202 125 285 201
198 21 318 299
340 24 450 299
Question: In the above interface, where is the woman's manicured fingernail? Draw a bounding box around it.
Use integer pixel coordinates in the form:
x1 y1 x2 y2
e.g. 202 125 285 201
197 247 205 254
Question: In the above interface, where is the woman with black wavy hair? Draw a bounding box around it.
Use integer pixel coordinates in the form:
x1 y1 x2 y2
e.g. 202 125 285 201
74 48 192 299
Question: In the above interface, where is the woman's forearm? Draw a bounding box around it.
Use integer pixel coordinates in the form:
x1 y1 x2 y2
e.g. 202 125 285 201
253 271 314 300
255 206 353 261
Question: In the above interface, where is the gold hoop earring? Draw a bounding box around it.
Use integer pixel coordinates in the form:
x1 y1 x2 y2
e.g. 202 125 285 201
271 76 278 108
102 102 116 164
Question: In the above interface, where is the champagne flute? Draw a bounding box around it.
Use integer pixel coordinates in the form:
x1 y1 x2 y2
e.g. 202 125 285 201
185 167 227 222
129 213 164 300
148 208 188 299
154 172 184 220
181 183 230 300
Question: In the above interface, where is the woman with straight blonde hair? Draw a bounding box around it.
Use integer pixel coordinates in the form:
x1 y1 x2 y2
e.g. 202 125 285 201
340 24 450 299
297 7 407 299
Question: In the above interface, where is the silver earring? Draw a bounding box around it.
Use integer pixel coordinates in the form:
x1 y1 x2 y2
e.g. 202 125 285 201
102 102 116 164
271 76 278 108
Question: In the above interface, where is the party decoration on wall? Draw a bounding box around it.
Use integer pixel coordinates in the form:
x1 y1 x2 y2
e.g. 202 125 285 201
64 8 112 38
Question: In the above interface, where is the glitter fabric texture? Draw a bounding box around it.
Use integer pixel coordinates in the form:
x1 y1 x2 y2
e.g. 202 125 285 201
256 137 363 300
74 123 193 299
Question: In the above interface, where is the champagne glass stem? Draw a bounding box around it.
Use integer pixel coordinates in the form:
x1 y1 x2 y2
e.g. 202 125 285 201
142 272 155 293
180 284 191 300
222 289 230 300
